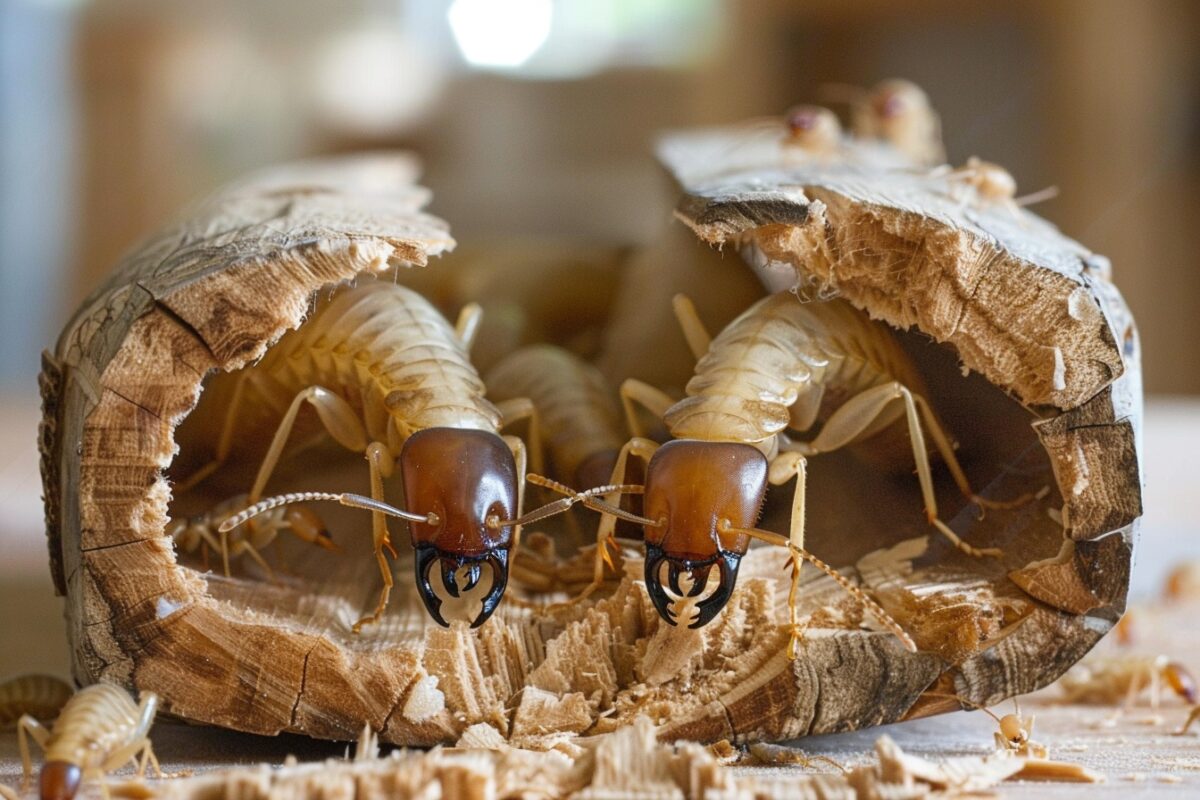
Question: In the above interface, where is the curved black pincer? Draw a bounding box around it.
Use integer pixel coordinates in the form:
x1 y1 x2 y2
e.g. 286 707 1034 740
644 545 742 629
414 545 509 628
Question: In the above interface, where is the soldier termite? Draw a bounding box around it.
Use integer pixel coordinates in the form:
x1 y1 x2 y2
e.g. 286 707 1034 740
17 684 161 800
1059 654 1197 710
0 675 73 728
204 280 615 630
544 291 1030 653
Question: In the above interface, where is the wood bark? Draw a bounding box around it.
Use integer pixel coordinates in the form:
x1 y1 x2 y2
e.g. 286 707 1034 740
40 139 1139 747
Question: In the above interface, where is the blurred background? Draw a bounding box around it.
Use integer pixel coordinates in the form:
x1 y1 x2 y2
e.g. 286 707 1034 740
1 0 1198 674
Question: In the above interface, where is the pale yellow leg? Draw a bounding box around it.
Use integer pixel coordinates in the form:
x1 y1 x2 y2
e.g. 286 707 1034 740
455 302 483 352
587 437 659 591
767 449 810 647
502 434 528 561
619 379 676 439
352 442 396 633
17 715 49 789
732 525 916 656
173 369 253 493
793 381 1001 559
671 293 712 361
495 397 544 477
249 386 369 503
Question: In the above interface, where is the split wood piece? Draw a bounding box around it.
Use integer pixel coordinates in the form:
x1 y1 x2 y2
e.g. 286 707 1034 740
658 125 1140 715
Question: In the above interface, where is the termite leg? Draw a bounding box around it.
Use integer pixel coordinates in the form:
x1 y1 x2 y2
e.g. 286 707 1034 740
495 397 544 478
455 302 483 352
733 525 916 656
910 393 1035 513
502 434 528 561
619 379 676 440
671 293 712 361
16 714 49 789
352 442 396 633
1177 705 1200 736
798 381 1002 558
248 386 369 504
767 449 809 553
173 369 254 494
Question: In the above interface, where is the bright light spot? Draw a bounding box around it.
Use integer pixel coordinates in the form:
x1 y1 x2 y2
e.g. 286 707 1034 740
448 0 553 69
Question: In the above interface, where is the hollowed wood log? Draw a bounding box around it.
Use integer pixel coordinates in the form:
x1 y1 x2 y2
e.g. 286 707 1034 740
39 141 1138 746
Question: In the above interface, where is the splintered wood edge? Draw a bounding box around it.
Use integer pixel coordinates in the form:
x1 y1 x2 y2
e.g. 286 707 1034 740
37 153 454 729
658 129 1140 708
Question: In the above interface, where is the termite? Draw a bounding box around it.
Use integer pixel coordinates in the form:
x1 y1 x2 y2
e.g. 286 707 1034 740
166 493 335 577
485 344 625 494
1059 654 1197 710
830 78 944 166
548 291 1028 652
782 105 843 157
0 675 73 728
18 684 161 800
924 691 1044 757
204 280 604 629
485 344 648 597
935 156 1058 215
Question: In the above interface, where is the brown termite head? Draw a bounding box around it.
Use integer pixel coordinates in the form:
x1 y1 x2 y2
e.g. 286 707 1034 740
39 761 81 800
399 427 518 628
641 439 768 628
783 105 841 152
1164 660 1198 704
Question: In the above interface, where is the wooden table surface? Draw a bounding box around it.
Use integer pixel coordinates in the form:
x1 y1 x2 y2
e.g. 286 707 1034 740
2 392 1199 797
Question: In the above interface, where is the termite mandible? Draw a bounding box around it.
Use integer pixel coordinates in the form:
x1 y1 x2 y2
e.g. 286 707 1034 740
543 290 1031 653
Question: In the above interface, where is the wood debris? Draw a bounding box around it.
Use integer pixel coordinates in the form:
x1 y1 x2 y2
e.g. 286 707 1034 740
132 716 1114 800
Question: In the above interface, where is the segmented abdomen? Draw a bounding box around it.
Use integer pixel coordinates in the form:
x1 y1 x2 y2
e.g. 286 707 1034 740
257 280 500 445
0 674 72 726
486 345 623 481
664 293 921 443
44 684 141 767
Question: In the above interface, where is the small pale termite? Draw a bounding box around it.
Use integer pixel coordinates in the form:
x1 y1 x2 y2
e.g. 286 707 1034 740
924 691 1045 757
1059 654 1197 709
0 675 73 728
936 156 1059 215
486 344 626 494
549 291 1030 654
841 78 945 166
167 493 335 577
200 280 609 629
782 105 843 157
486 344 650 597
18 684 161 800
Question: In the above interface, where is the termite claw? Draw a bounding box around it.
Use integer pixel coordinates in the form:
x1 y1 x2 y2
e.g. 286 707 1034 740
644 546 742 628
414 545 509 629
690 552 741 628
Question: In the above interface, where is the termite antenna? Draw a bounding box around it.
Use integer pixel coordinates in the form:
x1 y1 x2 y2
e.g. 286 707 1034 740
505 475 655 528
920 690 1004 724
722 522 917 653
1014 185 1059 207
219 491 435 532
